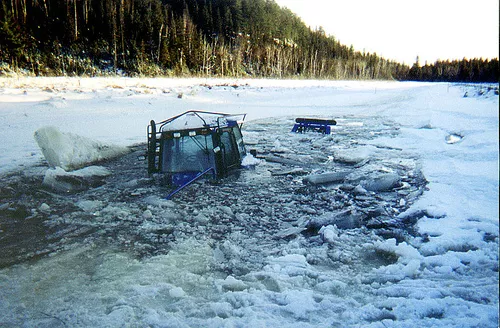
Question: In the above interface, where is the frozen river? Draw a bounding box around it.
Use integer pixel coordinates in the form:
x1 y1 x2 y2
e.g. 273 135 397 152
0 78 498 327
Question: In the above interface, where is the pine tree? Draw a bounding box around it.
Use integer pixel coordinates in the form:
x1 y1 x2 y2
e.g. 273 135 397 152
0 10 26 65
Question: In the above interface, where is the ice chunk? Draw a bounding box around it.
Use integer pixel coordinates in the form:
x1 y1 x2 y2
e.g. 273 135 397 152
314 280 347 295
402 259 422 277
42 166 111 193
282 290 317 319
241 154 261 166
271 140 288 153
194 213 210 224
302 171 349 185
319 225 340 244
34 126 129 171
39 203 50 213
274 227 306 239
306 210 363 230
142 196 176 208
76 200 104 212
361 173 400 192
169 287 186 298
375 238 423 264
142 209 153 219
267 254 309 275
106 305 135 322
220 275 247 291
218 206 234 218
334 146 372 164
353 184 368 194
372 259 422 280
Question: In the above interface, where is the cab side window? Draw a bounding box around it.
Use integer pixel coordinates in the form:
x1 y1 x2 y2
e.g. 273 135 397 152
220 130 239 168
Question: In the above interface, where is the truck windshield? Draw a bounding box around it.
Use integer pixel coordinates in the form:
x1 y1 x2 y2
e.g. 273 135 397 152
162 135 214 173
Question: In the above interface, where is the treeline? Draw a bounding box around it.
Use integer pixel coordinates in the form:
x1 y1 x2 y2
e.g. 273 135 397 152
0 0 498 82
407 57 499 83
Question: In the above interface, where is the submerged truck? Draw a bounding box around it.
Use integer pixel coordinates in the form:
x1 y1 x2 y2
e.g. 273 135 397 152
147 110 247 198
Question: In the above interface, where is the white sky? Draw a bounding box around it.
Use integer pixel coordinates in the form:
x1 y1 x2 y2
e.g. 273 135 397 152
274 0 499 64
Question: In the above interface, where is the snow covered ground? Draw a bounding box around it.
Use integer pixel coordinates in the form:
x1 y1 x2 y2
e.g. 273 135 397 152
0 77 498 327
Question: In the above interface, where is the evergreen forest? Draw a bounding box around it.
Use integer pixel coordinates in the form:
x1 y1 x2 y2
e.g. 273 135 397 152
1 0 498 82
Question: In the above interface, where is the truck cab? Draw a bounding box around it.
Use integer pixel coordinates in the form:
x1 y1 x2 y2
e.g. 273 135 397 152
148 111 246 187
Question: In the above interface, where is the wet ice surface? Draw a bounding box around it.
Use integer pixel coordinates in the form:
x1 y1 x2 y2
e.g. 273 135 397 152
0 80 498 327
0 116 425 266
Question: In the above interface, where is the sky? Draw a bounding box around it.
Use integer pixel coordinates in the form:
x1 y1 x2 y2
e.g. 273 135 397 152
274 0 499 65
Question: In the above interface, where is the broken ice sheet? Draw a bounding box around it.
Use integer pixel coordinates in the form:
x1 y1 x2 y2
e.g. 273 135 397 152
34 126 129 171
42 166 111 193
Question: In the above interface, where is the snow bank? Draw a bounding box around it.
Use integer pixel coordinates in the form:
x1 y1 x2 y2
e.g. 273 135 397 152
34 126 129 171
